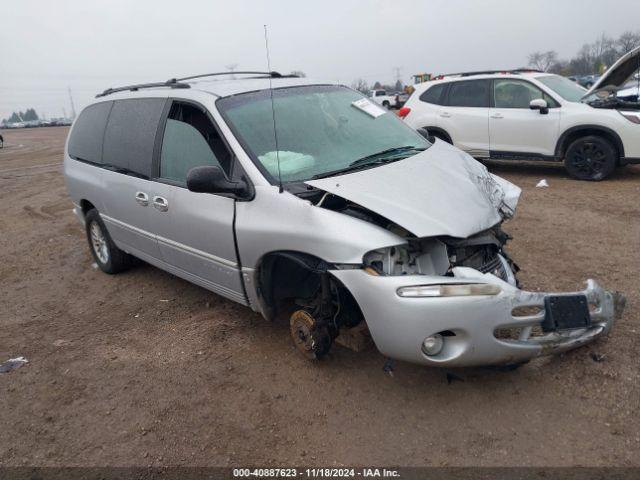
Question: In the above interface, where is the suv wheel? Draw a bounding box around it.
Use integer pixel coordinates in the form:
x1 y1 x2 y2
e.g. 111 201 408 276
382 101 390 108
564 135 617 181
85 209 133 274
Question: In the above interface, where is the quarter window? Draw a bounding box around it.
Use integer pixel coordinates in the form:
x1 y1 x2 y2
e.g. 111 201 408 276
159 102 231 184
67 101 113 164
446 80 490 107
419 83 446 105
493 79 558 108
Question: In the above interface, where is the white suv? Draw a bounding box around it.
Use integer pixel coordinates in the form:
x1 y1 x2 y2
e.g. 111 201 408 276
400 47 640 180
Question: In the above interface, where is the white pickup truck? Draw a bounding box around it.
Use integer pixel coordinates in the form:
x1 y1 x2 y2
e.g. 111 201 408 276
369 89 397 108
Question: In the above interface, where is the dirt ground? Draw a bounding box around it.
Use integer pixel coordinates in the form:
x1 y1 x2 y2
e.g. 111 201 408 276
1 127 639 467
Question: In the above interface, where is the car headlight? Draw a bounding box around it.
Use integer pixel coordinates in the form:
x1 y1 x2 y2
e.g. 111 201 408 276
397 283 501 297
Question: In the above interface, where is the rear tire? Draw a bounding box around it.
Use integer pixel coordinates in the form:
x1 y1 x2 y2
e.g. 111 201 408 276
382 101 390 109
85 209 133 274
563 135 617 181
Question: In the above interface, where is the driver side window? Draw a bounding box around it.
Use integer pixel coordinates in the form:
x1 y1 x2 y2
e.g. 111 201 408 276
159 102 231 184
493 79 558 109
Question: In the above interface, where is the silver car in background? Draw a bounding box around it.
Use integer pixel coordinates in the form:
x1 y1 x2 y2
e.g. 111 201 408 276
64 72 624 368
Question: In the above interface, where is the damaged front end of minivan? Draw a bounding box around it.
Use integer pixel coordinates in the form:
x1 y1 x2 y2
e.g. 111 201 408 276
282 141 626 367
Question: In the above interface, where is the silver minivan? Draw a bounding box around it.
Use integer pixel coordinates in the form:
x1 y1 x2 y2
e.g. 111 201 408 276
64 72 623 367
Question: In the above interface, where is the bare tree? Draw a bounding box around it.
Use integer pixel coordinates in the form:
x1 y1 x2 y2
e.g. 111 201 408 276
617 31 640 54
351 78 369 94
591 34 617 69
527 50 558 72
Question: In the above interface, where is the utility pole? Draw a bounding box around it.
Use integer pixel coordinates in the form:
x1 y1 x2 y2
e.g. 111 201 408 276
393 67 402 82
68 87 76 119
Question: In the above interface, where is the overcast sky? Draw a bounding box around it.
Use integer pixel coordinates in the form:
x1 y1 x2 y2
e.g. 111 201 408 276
1 0 639 119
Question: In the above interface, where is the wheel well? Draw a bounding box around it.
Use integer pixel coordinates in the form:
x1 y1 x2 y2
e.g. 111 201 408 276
556 127 624 163
255 251 363 327
79 200 96 217
423 127 452 144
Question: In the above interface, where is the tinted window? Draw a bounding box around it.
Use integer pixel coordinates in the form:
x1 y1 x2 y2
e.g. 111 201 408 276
102 98 165 177
446 80 490 107
160 102 231 183
375 91 386 97
494 79 558 108
67 101 113 163
419 83 446 105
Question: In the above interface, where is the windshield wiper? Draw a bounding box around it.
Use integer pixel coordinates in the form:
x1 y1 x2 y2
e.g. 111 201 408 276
349 145 425 167
310 146 425 180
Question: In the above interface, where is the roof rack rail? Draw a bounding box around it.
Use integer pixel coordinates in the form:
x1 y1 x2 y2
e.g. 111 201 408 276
433 68 544 79
95 71 299 98
96 79 190 98
175 71 295 82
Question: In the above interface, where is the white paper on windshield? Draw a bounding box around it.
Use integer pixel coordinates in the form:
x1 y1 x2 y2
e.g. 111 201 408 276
351 98 386 118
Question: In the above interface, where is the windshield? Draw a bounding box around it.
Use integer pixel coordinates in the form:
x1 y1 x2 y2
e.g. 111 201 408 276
216 85 430 183
537 75 587 102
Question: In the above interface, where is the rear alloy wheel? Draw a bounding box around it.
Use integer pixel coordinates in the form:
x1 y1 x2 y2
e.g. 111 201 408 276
564 135 617 181
85 209 133 274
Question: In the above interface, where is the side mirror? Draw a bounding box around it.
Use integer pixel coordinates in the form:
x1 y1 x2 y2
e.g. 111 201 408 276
529 98 549 114
186 165 249 198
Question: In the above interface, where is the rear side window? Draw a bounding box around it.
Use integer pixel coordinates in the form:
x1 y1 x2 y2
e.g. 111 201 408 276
159 102 232 184
102 98 166 177
67 101 113 163
446 79 490 107
419 83 446 105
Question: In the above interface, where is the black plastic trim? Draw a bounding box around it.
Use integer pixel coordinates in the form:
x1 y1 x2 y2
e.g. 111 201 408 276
423 127 452 144
489 151 559 162
621 157 640 165
555 125 625 158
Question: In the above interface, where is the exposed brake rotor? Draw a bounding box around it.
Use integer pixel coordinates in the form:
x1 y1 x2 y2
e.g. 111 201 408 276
289 309 332 360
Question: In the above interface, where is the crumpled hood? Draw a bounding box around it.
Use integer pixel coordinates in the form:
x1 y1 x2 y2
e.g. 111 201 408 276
583 45 640 98
305 140 521 238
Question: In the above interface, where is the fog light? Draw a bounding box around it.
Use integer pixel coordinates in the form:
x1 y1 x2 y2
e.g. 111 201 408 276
422 334 444 356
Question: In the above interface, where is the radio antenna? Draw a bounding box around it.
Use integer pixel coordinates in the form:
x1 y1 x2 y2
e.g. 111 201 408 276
263 25 283 193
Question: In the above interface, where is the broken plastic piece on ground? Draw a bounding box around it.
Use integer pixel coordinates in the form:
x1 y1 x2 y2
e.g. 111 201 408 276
590 352 606 362
536 179 549 188
383 358 395 377
91 262 98 269
446 372 464 384
0 356 28 373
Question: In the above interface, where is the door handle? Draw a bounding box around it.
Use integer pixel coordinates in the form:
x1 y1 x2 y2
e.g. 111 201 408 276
152 196 169 212
439 112 451 118
490 113 503 119
135 191 149 206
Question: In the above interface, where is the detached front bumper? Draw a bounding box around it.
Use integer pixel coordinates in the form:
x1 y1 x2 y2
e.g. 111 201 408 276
330 267 625 367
